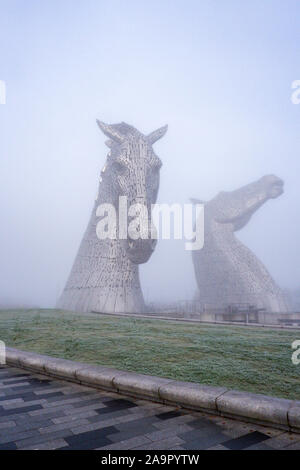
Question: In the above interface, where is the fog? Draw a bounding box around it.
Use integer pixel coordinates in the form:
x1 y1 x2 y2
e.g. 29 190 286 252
0 0 300 308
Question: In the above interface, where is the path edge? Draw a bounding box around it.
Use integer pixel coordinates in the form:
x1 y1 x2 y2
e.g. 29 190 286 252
5 347 300 434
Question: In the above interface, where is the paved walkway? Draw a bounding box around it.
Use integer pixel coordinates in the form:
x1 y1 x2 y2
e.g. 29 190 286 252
0 365 300 450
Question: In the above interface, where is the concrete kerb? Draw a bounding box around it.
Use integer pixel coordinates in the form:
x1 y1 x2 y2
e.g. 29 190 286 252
216 389 294 431
158 381 228 414
5 347 300 433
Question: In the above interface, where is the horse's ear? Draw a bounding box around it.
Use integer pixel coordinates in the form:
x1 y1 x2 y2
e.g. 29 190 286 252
147 125 168 145
190 198 206 205
96 120 124 144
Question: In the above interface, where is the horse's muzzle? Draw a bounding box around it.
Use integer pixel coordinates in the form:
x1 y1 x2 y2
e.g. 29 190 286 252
125 238 157 264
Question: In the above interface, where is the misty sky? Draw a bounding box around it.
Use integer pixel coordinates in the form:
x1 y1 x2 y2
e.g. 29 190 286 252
0 0 300 307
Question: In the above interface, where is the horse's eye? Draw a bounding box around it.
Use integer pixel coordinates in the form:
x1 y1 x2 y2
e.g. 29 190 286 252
113 161 126 173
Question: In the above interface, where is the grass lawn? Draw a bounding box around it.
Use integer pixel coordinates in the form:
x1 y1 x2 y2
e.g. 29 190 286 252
0 309 299 400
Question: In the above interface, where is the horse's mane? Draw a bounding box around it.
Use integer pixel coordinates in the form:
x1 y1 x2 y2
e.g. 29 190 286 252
112 122 140 138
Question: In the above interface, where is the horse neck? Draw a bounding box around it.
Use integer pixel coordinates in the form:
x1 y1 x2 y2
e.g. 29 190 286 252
87 184 139 286
206 218 235 252
206 217 275 284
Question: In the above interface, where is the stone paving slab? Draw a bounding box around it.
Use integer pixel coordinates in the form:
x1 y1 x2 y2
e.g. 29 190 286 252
0 365 299 450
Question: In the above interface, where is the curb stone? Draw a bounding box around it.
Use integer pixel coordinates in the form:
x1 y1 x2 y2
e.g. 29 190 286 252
5 347 300 433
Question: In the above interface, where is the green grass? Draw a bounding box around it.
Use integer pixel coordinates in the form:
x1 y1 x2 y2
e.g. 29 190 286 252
0 309 299 400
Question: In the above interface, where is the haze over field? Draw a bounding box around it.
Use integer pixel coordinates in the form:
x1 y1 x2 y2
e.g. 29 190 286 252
0 0 300 307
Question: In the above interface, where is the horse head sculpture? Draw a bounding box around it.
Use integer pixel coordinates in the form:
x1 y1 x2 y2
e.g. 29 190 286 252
58 121 167 313
192 175 288 313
